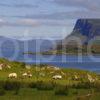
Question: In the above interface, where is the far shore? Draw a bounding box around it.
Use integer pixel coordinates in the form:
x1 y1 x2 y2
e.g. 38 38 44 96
23 52 100 56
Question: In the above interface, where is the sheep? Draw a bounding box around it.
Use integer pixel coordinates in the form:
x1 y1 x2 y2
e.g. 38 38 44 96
22 72 32 78
35 67 40 71
7 65 11 69
54 67 60 71
0 64 3 70
50 71 55 74
87 74 95 83
41 67 45 71
61 71 66 76
74 75 79 80
25 65 31 69
0 66 2 70
8 73 17 78
22 73 28 77
52 75 62 80
39 73 45 77
28 74 32 78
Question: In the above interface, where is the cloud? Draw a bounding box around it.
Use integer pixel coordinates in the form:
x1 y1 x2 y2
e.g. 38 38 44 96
0 18 74 27
0 18 39 27
0 18 7 26
8 10 100 20
1 8 100 22
53 0 100 12
0 3 38 8
18 19 40 26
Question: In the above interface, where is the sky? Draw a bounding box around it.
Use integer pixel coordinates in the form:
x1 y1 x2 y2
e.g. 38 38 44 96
0 0 100 40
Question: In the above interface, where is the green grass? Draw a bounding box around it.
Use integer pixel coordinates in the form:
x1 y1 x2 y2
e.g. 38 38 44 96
0 88 100 100
0 88 69 100
0 58 100 99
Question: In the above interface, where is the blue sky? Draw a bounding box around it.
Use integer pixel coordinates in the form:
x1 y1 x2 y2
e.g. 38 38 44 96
0 0 99 39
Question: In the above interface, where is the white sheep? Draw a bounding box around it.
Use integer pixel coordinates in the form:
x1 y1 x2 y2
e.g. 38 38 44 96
7 65 11 69
54 67 60 71
87 74 95 83
28 74 32 78
52 75 62 79
39 73 45 77
25 65 31 69
22 73 28 77
8 73 17 78
0 66 2 70
0 64 3 70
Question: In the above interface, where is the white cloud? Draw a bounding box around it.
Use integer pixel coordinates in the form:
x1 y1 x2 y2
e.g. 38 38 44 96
18 19 40 26
53 0 100 17
53 0 100 10
0 18 6 26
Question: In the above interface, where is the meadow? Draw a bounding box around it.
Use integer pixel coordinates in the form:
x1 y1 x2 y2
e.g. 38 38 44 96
0 58 100 100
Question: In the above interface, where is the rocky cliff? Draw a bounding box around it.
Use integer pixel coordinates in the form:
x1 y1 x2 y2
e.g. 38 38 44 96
65 19 100 45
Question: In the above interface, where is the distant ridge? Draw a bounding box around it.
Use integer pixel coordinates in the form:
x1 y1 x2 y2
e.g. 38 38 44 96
0 36 57 58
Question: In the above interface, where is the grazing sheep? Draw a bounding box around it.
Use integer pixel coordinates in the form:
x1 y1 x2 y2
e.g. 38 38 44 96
0 64 11 70
41 67 45 71
54 67 60 71
50 71 55 74
8 73 17 78
87 74 95 83
25 65 31 69
28 74 32 78
22 73 28 77
7 65 11 69
52 75 62 80
35 67 40 71
61 71 66 76
0 66 2 70
74 75 79 80
22 72 32 78
39 73 45 77
0 64 3 70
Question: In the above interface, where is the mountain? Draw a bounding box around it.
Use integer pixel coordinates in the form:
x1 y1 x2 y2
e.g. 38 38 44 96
64 19 100 45
54 19 100 54
0 36 57 59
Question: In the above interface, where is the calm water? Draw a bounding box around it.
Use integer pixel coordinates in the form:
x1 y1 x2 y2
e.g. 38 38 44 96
1 52 100 71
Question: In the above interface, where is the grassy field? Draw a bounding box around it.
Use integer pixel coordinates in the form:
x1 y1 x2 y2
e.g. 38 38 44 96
0 58 100 100
0 88 100 100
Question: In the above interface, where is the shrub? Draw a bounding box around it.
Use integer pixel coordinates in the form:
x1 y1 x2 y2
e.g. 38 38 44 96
28 82 37 88
72 89 78 95
4 80 21 95
0 81 5 88
36 81 54 90
93 82 100 92
74 82 92 89
4 81 20 90
55 85 69 96
0 88 6 96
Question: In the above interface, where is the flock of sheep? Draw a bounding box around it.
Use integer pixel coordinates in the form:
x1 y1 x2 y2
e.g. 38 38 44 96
0 63 98 83
8 71 33 79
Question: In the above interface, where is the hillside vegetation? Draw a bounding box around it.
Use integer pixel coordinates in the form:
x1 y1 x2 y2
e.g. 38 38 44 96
0 58 100 99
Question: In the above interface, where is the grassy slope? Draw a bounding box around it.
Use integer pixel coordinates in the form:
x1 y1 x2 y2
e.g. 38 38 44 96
0 58 100 100
0 88 100 100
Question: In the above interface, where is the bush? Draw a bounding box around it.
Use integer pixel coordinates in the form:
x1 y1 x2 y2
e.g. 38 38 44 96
4 81 20 90
0 81 5 88
0 88 6 96
28 82 37 88
55 85 69 96
74 82 92 89
36 81 54 90
72 89 78 95
4 80 21 95
93 82 100 92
